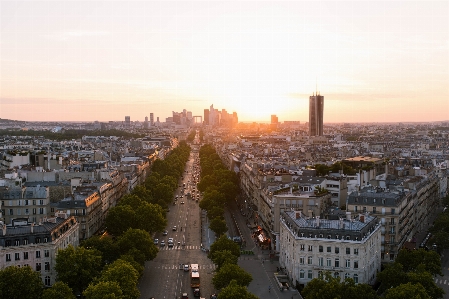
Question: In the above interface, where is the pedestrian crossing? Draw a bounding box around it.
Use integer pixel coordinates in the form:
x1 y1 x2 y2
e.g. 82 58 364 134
434 277 448 285
158 245 202 251
154 264 217 270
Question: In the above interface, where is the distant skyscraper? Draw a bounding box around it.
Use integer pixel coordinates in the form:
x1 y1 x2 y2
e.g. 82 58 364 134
271 115 278 124
309 92 324 136
144 116 148 129
204 109 210 125
150 113 154 125
125 116 130 127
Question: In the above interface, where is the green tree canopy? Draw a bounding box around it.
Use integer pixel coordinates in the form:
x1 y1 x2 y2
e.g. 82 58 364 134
209 235 241 260
105 205 137 236
210 249 239 270
0 265 44 299
385 282 431 299
217 280 258 299
81 235 120 265
209 217 228 237
212 263 252 290
99 259 140 299
302 272 379 299
116 228 158 264
42 281 76 299
55 245 103 296
395 249 443 276
83 281 124 299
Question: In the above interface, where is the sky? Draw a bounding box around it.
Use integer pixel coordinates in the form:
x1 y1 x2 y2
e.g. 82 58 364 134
0 1 448 123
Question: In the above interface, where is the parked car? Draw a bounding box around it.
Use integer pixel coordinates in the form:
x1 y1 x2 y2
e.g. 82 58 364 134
160 240 165 246
181 293 188 299
173 226 177 231
154 238 159 245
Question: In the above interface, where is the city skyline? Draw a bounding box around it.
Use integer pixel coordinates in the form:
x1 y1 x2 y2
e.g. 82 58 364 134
1 1 448 123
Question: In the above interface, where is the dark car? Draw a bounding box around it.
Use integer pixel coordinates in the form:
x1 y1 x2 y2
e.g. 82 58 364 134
193 288 200 297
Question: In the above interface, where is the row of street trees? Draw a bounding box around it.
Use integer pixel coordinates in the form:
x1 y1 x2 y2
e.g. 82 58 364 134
207 235 257 299
301 248 444 299
197 144 239 236
196 144 257 298
0 141 192 299
429 195 449 253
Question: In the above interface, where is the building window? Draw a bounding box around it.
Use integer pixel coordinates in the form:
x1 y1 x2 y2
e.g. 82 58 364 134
44 276 51 286
9 209 13 215
45 262 50 271
299 270 305 278
15 253 20 260
363 206 366 213
326 258 331 267
390 218 395 225
327 246 331 253
308 257 313 265
345 273 350 280
36 263 41 271
353 274 358 284
346 259 350 268
300 244 305 251
14 239 20 246
335 247 339 254
391 208 395 215
346 248 350 254
35 237 41 244
307 270 313 279
354 206 358 212
44 237 48 243
319 245 323 252
5 240 11 247
24 252 28 260
335 258 340 268
39 208 44 214
318 257 324 266
299 257 305 265
36 251 41 258
390 254 395 261
6 254 11 262
354 260 359 269
373 207 376 213
318 271 323 278
44 250 49 257
354 248 359 255
308 245 313 252
334 272 340 279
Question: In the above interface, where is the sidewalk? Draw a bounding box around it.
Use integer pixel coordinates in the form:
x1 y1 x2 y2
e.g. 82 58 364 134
201 210 216 250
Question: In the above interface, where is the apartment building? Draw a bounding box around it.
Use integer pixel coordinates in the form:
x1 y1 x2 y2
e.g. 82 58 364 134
279 210 381 288
347 171 439 262
1 185 50 225
0 212 79 286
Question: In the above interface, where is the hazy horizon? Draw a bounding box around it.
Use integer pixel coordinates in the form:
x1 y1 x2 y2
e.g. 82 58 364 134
1 1 448 123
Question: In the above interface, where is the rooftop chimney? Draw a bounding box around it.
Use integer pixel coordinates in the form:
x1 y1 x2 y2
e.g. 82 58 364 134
346 211 351 221
359 214 365 223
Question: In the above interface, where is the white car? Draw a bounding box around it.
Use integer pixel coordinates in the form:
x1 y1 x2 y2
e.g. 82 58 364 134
160 240 165 246
154 238 159 245
168 238 174 243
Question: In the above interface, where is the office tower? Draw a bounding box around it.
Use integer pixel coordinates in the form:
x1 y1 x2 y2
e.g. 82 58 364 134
271 115 278 124
204 109 209 125
144 116 148 129
309 92 324 136
125 116 130 127
150 113 154 125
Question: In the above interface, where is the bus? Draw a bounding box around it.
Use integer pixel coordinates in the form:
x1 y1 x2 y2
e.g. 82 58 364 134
190 264 200 288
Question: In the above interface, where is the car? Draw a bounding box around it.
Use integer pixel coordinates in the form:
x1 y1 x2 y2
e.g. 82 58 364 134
184 264 189 271
193 288 200 297
154 238 159 245
160 240 165 246
172 226 177 231
181 201 185 204
168 238 174 243
162 230 168 236
181 293 188 299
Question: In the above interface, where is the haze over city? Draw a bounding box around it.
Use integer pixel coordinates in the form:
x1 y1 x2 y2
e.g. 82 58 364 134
1 1 448 123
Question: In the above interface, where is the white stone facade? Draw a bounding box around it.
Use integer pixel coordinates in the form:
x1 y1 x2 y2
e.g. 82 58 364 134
279 211 381 287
